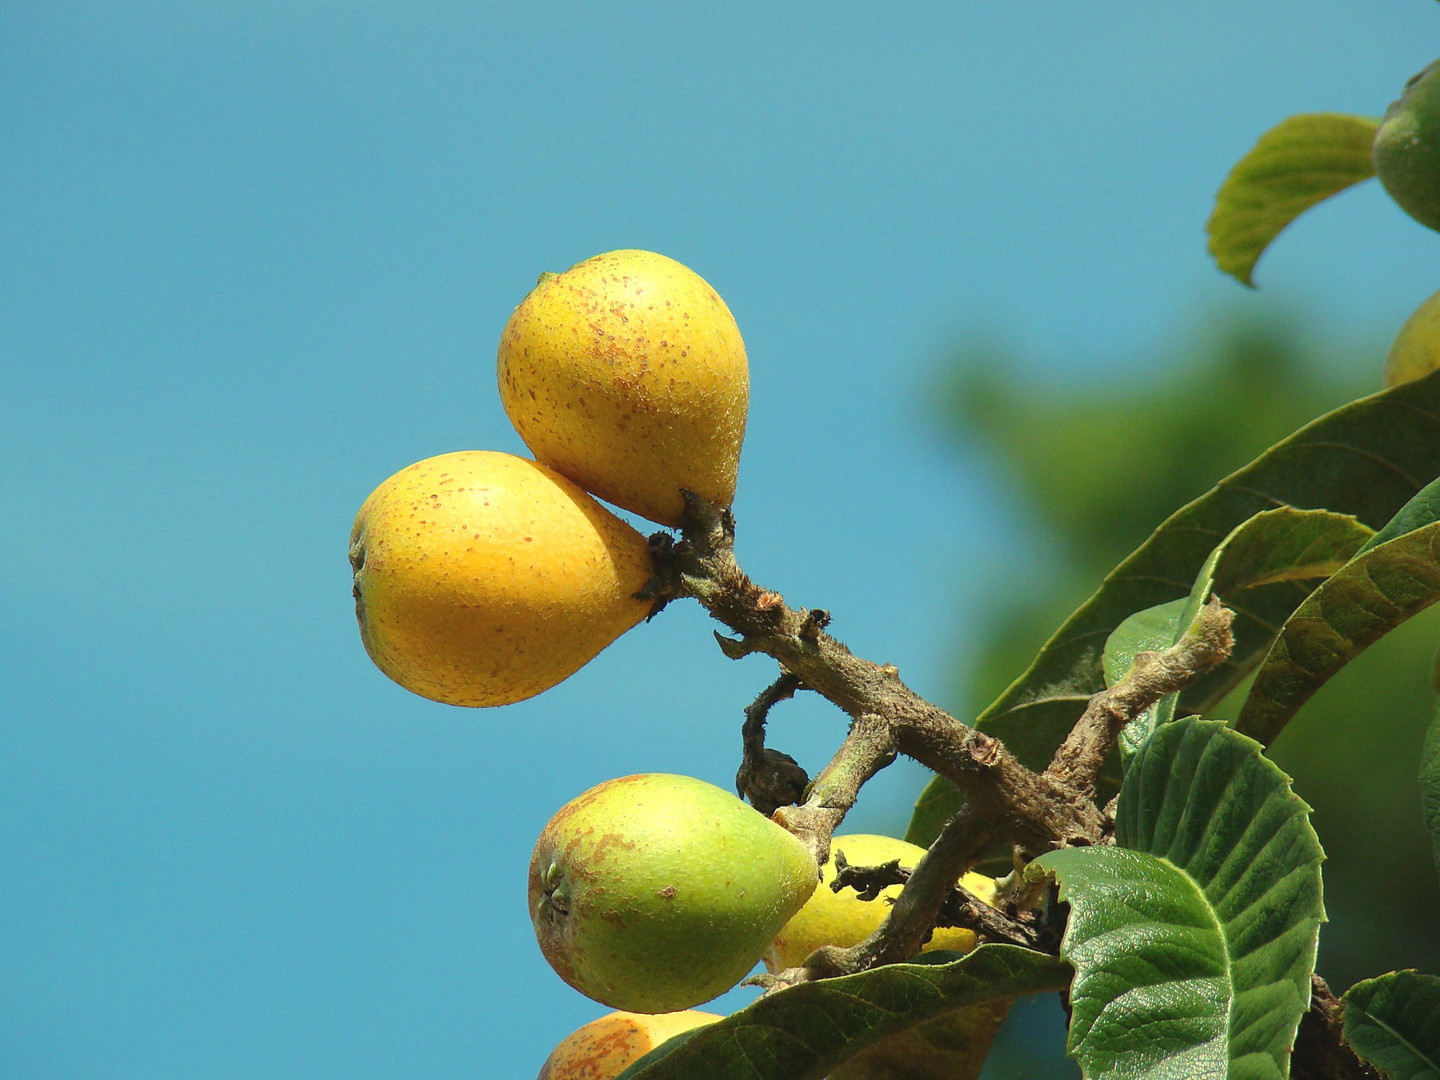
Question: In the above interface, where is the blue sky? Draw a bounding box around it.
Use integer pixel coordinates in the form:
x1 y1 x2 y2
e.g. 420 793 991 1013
3 3 1439 1076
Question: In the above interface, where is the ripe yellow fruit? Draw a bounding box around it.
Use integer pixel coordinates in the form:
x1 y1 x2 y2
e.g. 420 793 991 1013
1385 287 1440 387
530 773 818 1013
349 451 652 707
497 249 749 527
537 1010 721 1080
763 834 999 972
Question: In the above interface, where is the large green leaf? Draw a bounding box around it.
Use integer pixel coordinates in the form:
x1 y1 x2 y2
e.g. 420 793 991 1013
617 945 1071 1080
1237 478 1440 744
1207 113 1379 286
1103 508 1372 763
1029 719 1324 1080
1343 970 1440 1080
906 369 1440 847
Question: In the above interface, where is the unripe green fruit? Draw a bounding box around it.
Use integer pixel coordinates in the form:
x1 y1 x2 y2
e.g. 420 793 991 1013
529 773 818 1013
349 451 652 707
1374 59 1440 232
498 250 749 527
1385 287 1440 387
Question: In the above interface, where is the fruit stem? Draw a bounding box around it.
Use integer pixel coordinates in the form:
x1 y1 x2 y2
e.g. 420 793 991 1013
773 712 897 867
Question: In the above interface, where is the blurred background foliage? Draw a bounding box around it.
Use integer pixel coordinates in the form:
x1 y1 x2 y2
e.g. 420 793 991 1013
928 310 1440 1077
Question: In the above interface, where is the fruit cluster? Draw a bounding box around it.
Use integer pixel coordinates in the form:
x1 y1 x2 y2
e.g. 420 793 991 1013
350 249 748 708
349 250 998 1078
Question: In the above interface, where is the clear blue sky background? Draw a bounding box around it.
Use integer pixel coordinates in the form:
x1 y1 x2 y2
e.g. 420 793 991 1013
4 3 1440 1076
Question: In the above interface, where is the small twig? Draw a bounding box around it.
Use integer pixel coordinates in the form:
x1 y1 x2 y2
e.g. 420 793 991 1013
735 672 806 815
1291 974 1381 1080
830 852 1053 951
934 884 1059 953
830 850 906 901
1045 596 1235 798
773 712 897 867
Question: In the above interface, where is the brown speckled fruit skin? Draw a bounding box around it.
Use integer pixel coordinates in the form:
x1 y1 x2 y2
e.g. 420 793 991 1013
529 773 817 1013
536 1010 720 1080
349 451 652 707
497 250 749 527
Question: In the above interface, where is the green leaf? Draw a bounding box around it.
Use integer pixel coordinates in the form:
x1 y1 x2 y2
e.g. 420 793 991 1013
616 945 1072 1080
1029 719 1324 1080
823 1003 1007 1080
987 376 1440 754
1237 480 1440 744
906 370 1440 848
1424 703 1440 888
1103 597 1194 687
1359 473 1440 554
1343 970 1440 1080
1104 597 1193 762
1207 114 1380 286
1192 506 1374 592
1184 506 1373 706
1103 508 1372 763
